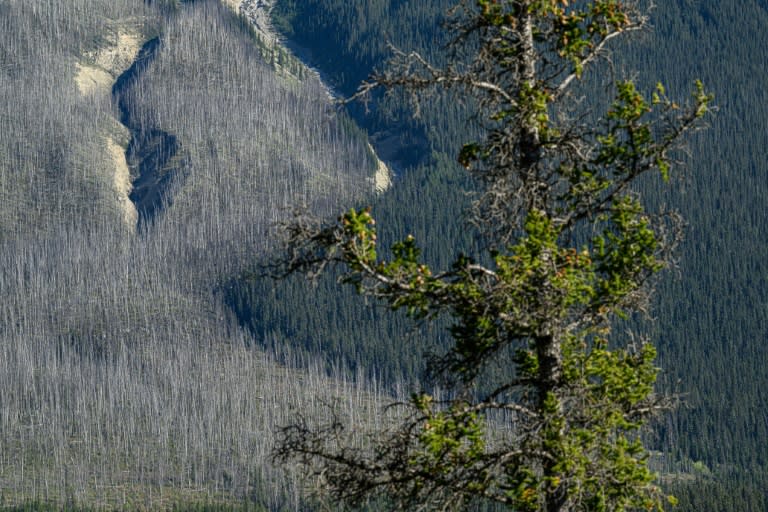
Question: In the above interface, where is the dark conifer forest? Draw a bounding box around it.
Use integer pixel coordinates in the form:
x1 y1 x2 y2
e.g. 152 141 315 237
269 1 768 509
0 0 766 510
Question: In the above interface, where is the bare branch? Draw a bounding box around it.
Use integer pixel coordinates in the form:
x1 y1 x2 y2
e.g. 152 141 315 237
553 23 648 100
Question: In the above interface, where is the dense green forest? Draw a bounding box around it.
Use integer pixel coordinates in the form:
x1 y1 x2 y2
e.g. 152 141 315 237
1 0 767 510
266 0 768 510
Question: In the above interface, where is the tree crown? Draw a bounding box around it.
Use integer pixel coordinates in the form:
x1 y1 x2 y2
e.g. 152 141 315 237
275 1 711 510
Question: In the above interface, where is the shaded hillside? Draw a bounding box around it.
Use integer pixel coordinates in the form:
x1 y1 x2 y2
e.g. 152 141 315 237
628 1 768 504
269 0 768 510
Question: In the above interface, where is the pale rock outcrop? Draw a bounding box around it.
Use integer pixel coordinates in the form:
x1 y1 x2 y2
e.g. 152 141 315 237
75 28 142 229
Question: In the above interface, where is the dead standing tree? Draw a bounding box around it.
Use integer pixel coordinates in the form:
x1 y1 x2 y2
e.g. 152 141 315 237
274 1 712 510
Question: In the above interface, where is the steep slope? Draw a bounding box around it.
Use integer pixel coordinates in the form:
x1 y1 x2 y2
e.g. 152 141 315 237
266 1 768 510
75 25 143 228
0 1 152 238
233 0 393 191
0 0 394 509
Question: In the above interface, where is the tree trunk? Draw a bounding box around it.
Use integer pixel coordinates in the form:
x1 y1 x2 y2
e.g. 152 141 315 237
536 333 567 512
519 5 545 215
520 7 540 169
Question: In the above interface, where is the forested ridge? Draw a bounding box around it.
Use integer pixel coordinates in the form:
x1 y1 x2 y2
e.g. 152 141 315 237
0 0 766 510
266 0 768 510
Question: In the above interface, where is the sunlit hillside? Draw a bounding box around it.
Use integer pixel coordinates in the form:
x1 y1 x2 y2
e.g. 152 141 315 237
0 0 389 508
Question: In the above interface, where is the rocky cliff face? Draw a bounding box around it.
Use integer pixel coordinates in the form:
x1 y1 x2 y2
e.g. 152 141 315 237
238 0 278 46
75 27 143 228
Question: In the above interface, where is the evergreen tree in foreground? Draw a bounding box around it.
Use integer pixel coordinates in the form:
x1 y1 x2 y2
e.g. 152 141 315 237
274 1 712 510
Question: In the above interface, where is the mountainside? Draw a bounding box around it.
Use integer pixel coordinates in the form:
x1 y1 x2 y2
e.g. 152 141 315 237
2 0 768 510
0 0 392 508
266 1 768 510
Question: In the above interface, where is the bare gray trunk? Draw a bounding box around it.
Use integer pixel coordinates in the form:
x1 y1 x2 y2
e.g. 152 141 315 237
520 8 540 170
535 332 567 512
